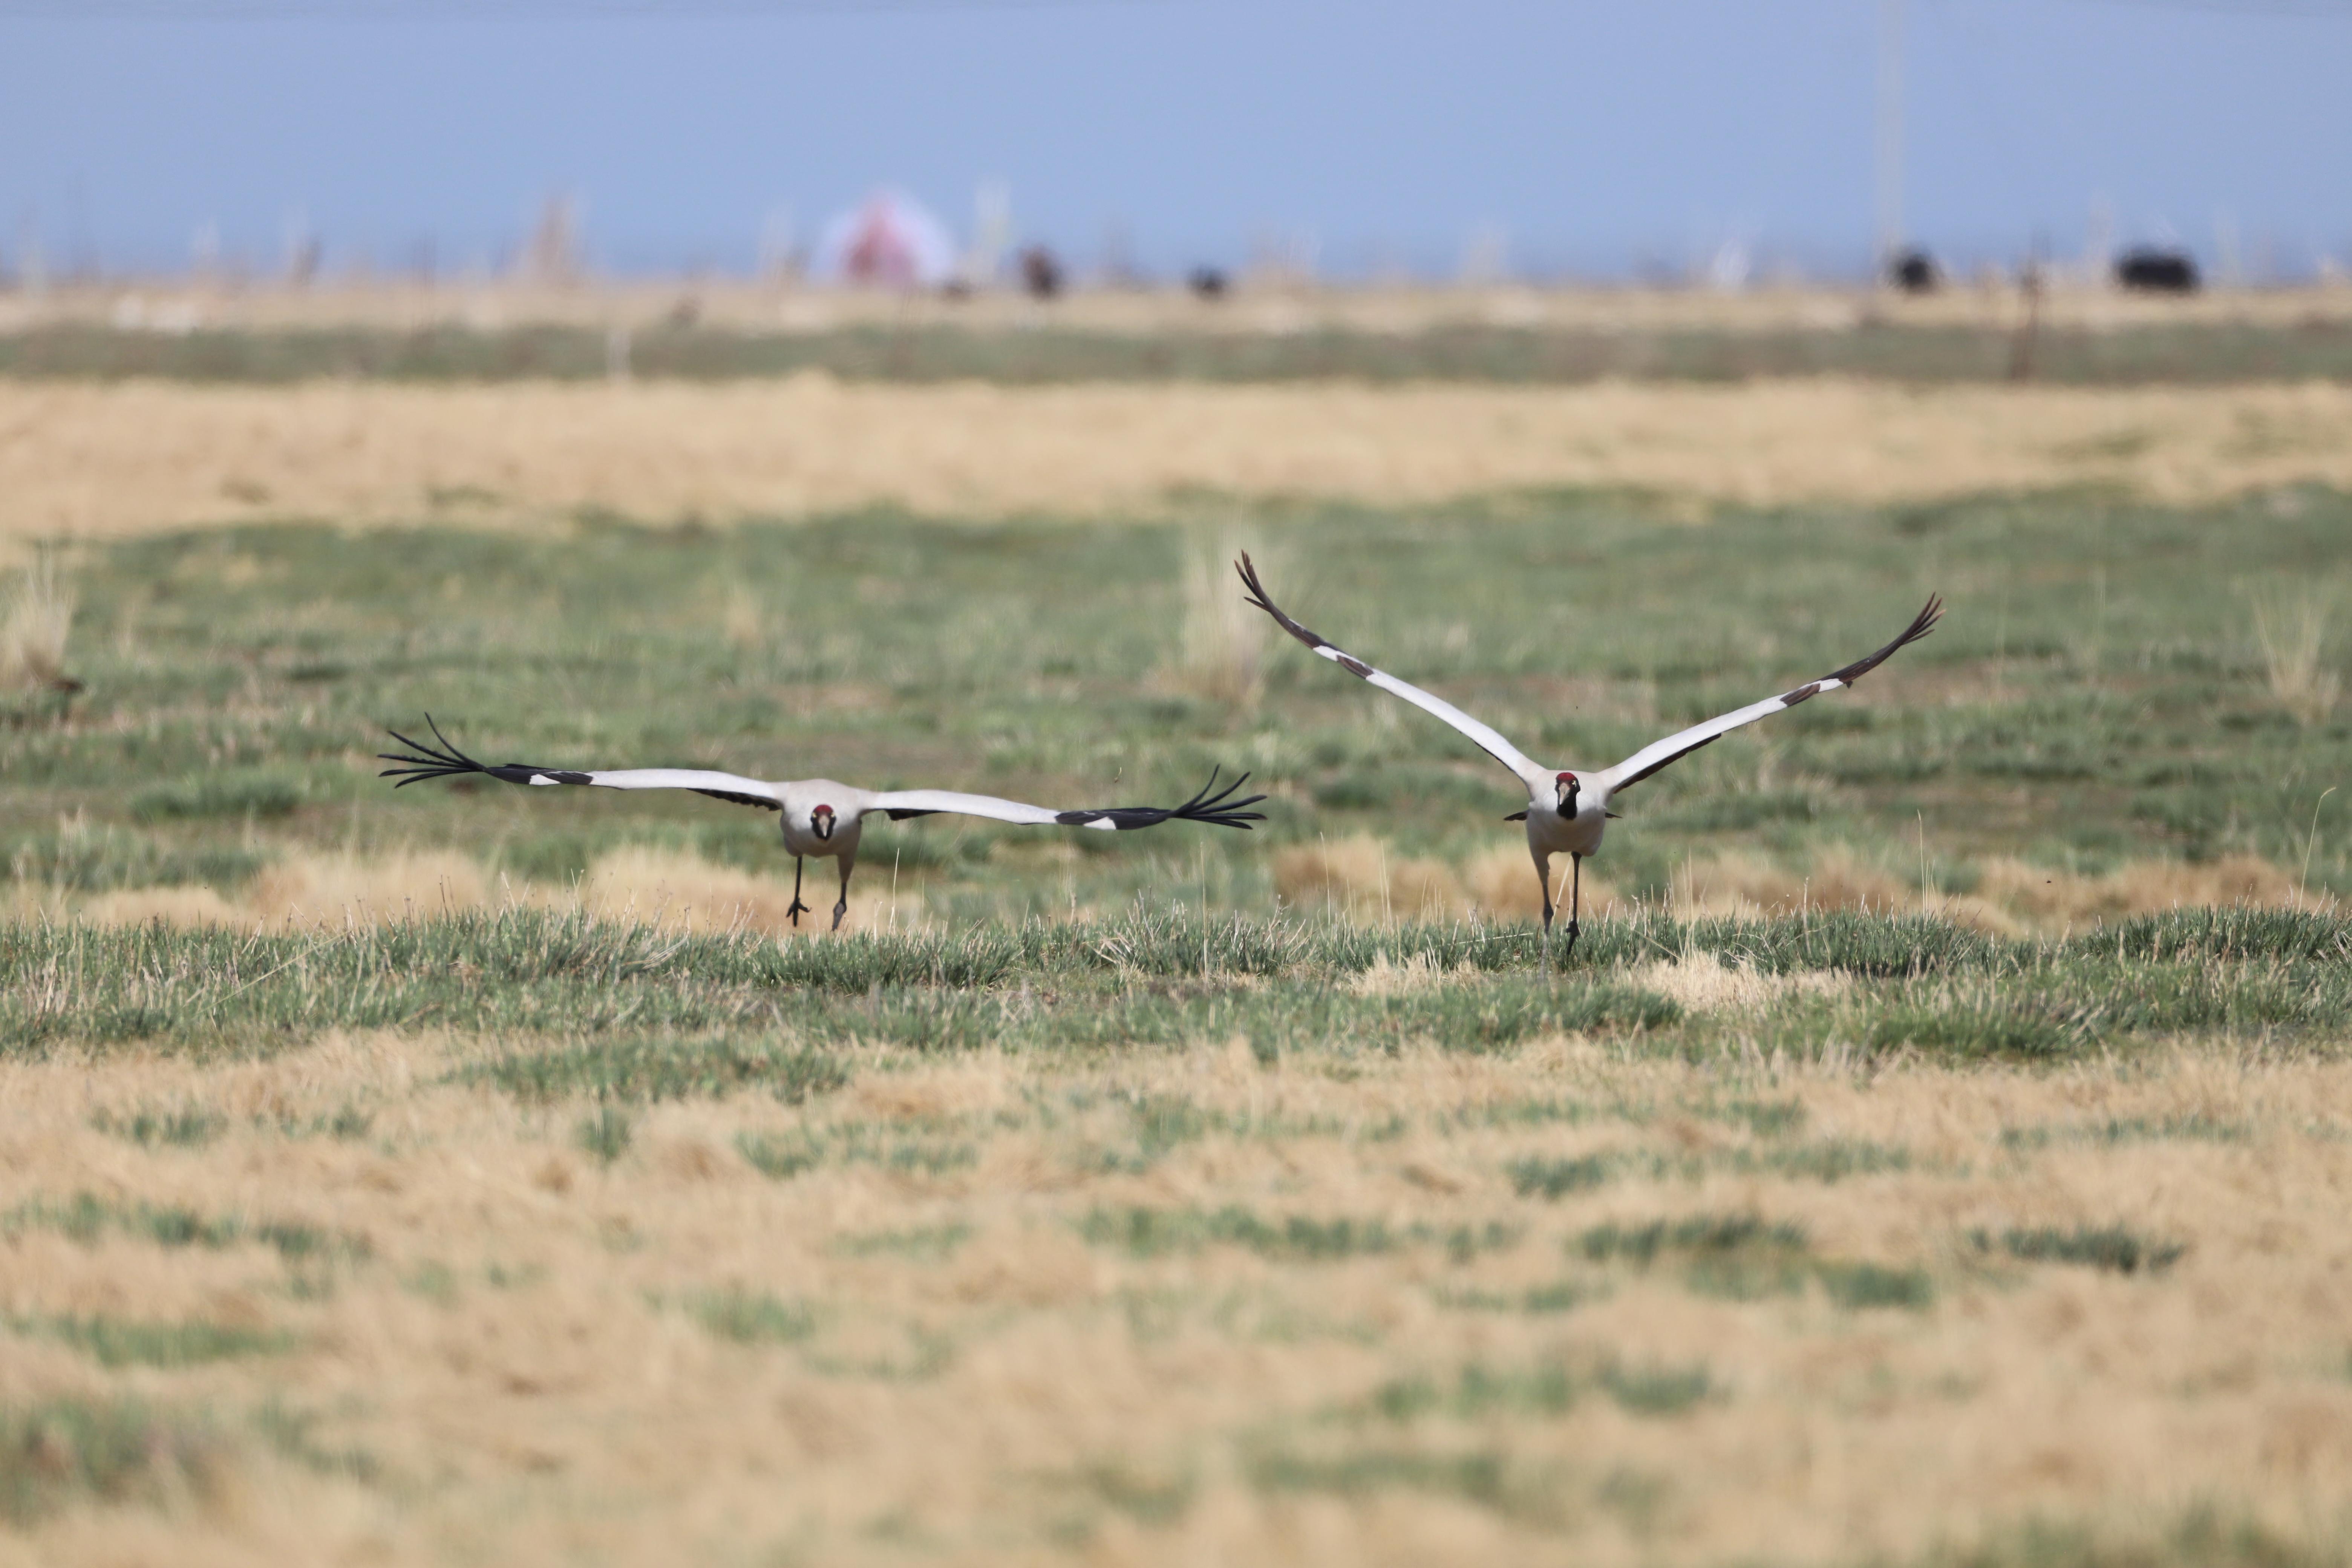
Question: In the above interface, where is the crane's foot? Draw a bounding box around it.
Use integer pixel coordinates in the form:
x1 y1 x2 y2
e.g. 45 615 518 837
786 899 812 927
831 899 850 933
1561 920 1581 963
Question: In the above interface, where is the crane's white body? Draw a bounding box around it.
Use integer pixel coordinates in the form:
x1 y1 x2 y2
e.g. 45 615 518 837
1236 554 1941 966
530 773 1129 865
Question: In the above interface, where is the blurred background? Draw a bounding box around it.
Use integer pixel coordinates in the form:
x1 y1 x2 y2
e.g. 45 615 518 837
1 0 2347 293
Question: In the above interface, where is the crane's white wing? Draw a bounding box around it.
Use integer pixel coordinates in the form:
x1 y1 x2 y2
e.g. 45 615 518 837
378 721 785 811
1599 596 1944 797
872 772 1266 833
1235 553 1548 789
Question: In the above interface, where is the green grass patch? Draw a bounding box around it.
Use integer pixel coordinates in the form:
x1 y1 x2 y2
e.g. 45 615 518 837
3 1193 370 1264
1081 1206 1521 1264
91 1102 226 1148
1245 1446 1516 1510
1576 1212 1808 1266
0 1397 230 1524
470 1033 851 1106
6 1314 293 1369
1435 1279 1602 1315
1368 1356 1713 1422
574 1105 633 1165
833 1223 974 1261
686 1287 818 1345
1971 1224 2187 1276
131 769 308 823
2000 1114 2249 1151
1506 1153 1615 1198
1576 1212 1932 1308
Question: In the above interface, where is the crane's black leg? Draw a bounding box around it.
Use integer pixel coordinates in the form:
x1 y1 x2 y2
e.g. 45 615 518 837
1562 854 1583 964
787 858 811 926
1533 852 1554 977
831 859 854 933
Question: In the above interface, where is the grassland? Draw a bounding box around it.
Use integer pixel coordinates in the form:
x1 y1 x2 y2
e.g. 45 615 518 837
2 480 2350 1564
9 313 2352 386
8 378 2352 543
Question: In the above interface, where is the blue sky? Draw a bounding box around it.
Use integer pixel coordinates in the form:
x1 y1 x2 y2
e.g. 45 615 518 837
2 0 2345 281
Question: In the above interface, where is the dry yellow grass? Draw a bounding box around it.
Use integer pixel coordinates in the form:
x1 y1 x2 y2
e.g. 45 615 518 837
2250 587 2343 728
1159 527 1275 713
5 378 2352 541
1267 838 2323 936
6 1027 2352 1565
22 847 919 937
0 552 77 690
16 843 2320 939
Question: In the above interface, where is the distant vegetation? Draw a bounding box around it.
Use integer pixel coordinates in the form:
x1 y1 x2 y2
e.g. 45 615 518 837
4 317 2351 383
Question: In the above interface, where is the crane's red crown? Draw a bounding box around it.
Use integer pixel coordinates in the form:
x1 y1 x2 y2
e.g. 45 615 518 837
812 804 834 818
1556 772 1577 783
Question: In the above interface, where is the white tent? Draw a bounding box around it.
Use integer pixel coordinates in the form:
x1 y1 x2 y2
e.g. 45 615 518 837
815 190 957 289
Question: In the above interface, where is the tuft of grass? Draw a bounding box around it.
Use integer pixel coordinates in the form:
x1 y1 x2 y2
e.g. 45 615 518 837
1062 1460 1197 1527
1576 1213 1809 1266
575 1105 633 1165
1080 1205 1520 1263
1433 1279 1601 1315
1369 1357 1713 1422
2250 587 2341 727
91 1102 226 1148
1813 1259 1937 1310
0 553 77 695
1245 1446 1514 1511
736 1130 824 1181
1164 528 1272 713
1716 1097 1807 1138
833 1223 973 1261
686 1287 818 1345
0 1397 227 1524
1 1193 366 1263
475 1033 851 1106
7 1313 292 1369
403 1263 459 1306
1749 1139 1915 1183
1574 1213 1929 1308
1868 999 2084 1061
1506 1153 1614 1199
1594 1360 1717 1415
2000 1114 2248 1151
1971 1224 2187 1275
253 1400 379 1484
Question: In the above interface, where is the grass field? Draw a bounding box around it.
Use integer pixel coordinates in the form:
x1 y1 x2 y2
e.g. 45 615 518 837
11 314 2352 386
8 379 2352 542
3 478 2350 1564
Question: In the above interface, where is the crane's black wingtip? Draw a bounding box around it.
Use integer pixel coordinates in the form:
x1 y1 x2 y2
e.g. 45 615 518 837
376 716 498 788
1825 593 1949 686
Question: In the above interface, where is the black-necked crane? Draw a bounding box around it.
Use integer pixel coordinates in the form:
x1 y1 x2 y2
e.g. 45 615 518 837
378 718 1265 931
1234 554 1942 969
